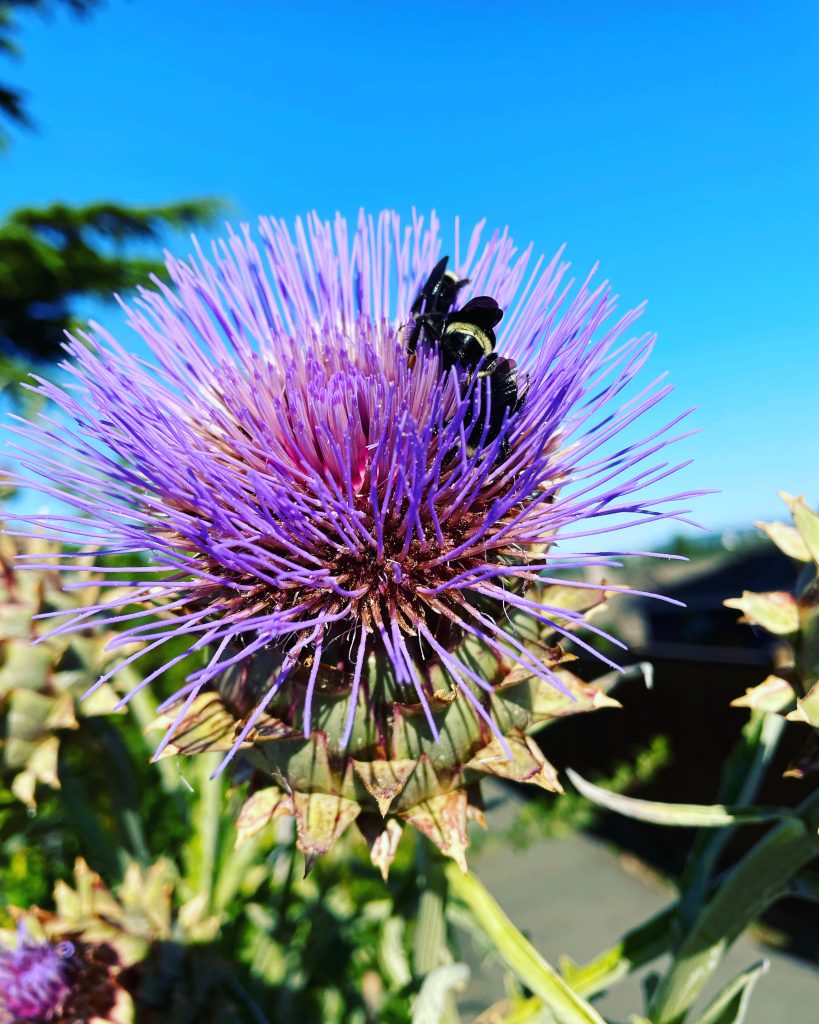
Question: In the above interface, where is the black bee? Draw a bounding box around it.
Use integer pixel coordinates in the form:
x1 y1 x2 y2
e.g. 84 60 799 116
406 258 527 455
406 256 470 357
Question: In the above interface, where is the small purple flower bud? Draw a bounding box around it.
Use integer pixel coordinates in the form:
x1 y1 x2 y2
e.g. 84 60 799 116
0 926 72 1021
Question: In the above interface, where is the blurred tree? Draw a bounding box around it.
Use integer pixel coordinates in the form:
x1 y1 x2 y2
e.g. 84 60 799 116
0 198 223 365
0 1 225 400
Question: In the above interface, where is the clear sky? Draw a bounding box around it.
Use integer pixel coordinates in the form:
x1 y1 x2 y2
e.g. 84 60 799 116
2 0 818 545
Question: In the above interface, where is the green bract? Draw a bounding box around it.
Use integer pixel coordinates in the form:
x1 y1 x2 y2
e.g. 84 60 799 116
152 583 619 874
0 528 125 807
728 493 819 782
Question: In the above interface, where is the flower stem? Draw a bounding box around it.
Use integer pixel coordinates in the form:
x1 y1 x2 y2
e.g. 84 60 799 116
58 761 122 878
117 666 183 795
414 843 461 1024
184 752 223 913
414 847 449 976
213 830 266 914
87 718 150 865
445 863 607 1024
679 708 784 931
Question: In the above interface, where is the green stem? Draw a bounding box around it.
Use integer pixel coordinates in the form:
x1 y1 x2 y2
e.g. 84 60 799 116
445 864 607 1024
184 752 223 913
272 823 297 926
679 710 784 931
649 787 819 1024
414 844 461 1024
58 761 123 878
87 719 150 865
414 847 450 976
117 666 183 795
502 998 554 1024
213 830 265 914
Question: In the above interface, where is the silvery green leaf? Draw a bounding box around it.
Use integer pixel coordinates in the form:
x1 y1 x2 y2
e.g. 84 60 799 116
729 675 794 715
781 492 819 565
412 963 469 1024
754 519 810 561
649 790 819 1023
566 770 797 827
723 591 799 635
690 960 768 1024
379 916 412 990
446 865 607 1024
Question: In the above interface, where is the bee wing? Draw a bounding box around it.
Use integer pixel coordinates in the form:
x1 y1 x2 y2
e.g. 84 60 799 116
458 296 504 331
411 256 449 315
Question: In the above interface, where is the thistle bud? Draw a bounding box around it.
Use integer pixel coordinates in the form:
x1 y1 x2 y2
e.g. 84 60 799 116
157 583 620 874
13 212 698 870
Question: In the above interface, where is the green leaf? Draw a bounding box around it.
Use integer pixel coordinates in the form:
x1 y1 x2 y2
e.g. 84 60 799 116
723 591 799 635
493 997 553 1023
729 676 794 715
781 492 819 565
412 963 469 1024
559 902 675 998
182 753 224 914
690 960 768 1024
679 708 785 931
565 770 795 827
787 680 819 727
754 520 810 561
379 916 412 990
649 788 819 1024
414 849 450 976
244 903 288 985
445 865 607 1024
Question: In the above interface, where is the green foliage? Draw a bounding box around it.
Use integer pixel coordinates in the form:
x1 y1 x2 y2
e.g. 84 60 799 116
2 501 817 1021
0 677 424 1021
566 767 796 828
689 961 768 1024
546 503 819 1024
0 198 225 390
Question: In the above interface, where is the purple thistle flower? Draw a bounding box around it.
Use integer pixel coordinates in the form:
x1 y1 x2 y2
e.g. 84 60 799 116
10 210 700 770
0 926 73 1021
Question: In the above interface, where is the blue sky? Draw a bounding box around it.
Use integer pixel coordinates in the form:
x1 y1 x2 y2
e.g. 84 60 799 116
2 0 818 545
